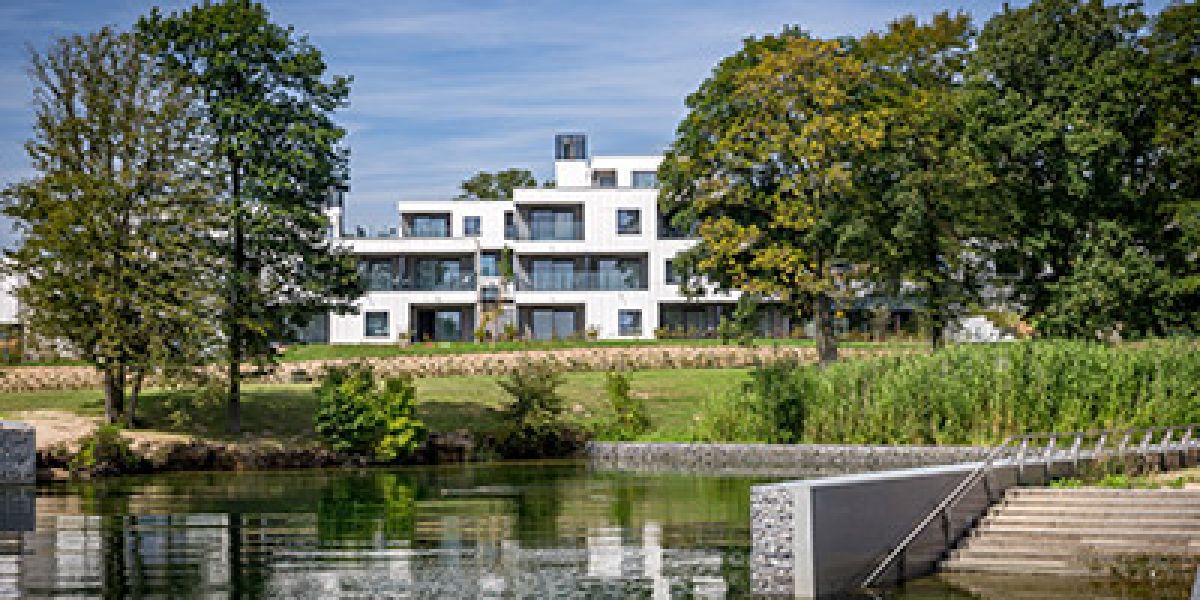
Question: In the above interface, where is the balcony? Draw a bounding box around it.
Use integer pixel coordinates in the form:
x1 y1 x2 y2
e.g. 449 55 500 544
363 271 476 292
517 221 584 241
402 213 452 238
342 225 399 239
518 270 645 291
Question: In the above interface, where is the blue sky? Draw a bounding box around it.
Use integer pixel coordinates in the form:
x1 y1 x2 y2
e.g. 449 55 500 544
0 0 1170 234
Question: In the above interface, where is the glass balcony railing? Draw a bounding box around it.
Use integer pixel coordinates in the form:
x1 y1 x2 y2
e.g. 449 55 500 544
518 271 645 291
363 272 476 291
517 222 584 241
403 223 451 238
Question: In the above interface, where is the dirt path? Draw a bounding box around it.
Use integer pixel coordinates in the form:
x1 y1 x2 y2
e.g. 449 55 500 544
12 410 194 451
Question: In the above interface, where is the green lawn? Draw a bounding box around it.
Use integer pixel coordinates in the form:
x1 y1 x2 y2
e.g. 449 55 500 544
0 368 752 442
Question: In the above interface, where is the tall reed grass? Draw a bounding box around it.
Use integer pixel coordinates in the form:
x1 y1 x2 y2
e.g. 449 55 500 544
702 340 1200 445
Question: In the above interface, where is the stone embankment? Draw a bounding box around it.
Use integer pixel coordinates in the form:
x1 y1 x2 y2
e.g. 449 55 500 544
587 441 990 477
0 345 910 392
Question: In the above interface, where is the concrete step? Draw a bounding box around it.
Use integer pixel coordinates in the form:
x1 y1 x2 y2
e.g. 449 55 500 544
1005 488 1200 499
991 506 1200 519
1000 497 1200 509
940 556 1097 576
950 544 1200 561
936 572 1194 600
979 515 1200 530
957 535 1200 554
971 526 1200 544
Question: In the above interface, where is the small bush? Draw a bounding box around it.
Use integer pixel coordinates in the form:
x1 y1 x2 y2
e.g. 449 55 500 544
595 371 651 440
496 362 580 457
315 364 426 461
691 390 773 442
70 424 140 474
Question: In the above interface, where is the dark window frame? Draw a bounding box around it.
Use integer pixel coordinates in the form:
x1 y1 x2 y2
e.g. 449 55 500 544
631 171 657 188
463 215 481 237
618 309 643 336
364 311 390 338
592 169 617 188
617 208 641 235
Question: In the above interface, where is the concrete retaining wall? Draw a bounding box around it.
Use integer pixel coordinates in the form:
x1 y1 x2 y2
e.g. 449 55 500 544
587 442 991 477
751 445 1200 598
0 422 34 484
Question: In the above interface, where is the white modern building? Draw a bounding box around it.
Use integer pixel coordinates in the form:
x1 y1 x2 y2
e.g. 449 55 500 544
320 134 788 344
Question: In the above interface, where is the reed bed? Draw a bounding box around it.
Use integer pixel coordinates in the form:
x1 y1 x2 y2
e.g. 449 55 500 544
780 340 1200 445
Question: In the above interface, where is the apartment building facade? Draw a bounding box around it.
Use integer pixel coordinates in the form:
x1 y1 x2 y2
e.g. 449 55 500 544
320 134 782 344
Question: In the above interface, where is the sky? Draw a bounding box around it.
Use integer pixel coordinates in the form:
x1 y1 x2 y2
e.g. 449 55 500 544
0 0 1171 236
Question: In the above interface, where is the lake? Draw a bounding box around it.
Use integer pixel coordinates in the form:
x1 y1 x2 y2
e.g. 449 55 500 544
0 461 1166 598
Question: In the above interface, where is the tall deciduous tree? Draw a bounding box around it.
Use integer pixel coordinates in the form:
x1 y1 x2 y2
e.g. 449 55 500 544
2 28 215 424
1145 1 1200 332
659 32 886 364
458 168 537 200
853 12 994 348
138 0 363 433
962 0 1161 335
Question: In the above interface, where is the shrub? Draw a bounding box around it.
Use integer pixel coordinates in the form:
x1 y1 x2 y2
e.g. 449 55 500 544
70 424 140 474
691 390 773 442
315 364 426 461
596 371 650 440
495 362 580 457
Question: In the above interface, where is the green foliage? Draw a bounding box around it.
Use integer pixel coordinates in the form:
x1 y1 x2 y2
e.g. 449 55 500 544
852 12 993 347
1036 221 1173 338
691 390 774 443
717 295 761 346
458 168 537 200
659 29 885 364
962 0 1174 333
137 0 364 433
70 425 140 474
495 362 579 458
596 371 650 440
314 364 426 461
693 340 1200 445
2 26 217 425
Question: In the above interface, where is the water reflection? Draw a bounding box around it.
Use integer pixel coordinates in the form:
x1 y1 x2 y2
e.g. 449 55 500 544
2 462 763 599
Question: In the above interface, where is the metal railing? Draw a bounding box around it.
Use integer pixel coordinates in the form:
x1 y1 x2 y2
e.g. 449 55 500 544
859 423 1200 590
517 270 646 291
363 272 477 292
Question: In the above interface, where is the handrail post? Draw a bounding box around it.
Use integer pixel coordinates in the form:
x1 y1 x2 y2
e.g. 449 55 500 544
1017 438 1028 482
1093 432 1108 461
1070 433 1083 472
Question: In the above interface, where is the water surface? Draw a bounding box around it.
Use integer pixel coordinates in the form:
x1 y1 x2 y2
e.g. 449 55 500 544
0 462 1182 599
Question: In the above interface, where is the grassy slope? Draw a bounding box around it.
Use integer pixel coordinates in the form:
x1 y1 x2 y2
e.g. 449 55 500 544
0 368 751 441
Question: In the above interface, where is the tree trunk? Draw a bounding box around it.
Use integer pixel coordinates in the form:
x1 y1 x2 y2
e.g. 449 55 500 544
228 157 243 435
813 292 839 366
102 366 125 425
125 368 144 428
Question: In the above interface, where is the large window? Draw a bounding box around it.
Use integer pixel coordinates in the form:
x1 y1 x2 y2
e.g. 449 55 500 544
618 309 642 336
529 308 578 340
359 258 396 291
364 311 389 338
504 211 516 240
404 214 450 238
617 209 641 235
479 252 499 277
592 169 617 188
632 171 657 188
463 216 481 237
